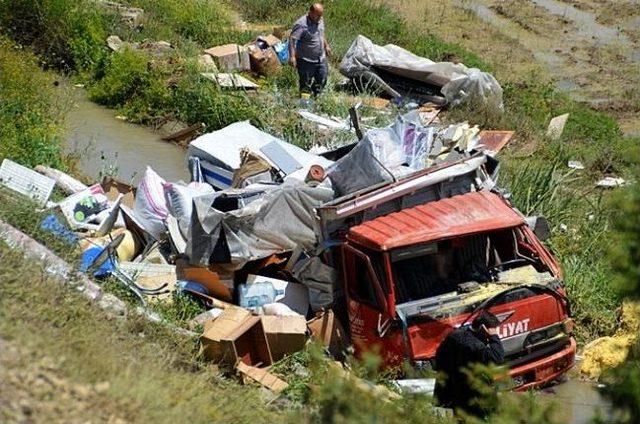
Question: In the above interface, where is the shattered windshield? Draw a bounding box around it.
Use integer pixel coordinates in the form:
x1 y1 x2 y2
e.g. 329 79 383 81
391 228 528 304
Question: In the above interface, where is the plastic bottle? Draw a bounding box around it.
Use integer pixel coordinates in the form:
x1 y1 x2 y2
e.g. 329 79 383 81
299 92 314 109
239 281 285 309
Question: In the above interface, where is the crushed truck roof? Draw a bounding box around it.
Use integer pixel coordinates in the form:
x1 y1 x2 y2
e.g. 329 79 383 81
346 190 525 251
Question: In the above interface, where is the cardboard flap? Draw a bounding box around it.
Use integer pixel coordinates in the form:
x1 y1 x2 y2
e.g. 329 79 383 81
236 362 288 393
203 307 251 340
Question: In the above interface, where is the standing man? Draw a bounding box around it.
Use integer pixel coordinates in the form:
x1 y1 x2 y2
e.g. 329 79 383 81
289 3 331 96
434 311 505 417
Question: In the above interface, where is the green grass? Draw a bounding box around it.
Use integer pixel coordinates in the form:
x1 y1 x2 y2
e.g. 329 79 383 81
0 244 291 423
0 239 449 422
0 0 116 71
234 0 485 69
0 188 78 262
132 0 254 48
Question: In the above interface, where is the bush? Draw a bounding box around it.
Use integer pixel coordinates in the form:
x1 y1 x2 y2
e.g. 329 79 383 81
133 0 253 47
599 149 640 422
0 37 66 169
0 0 113 71
89 48 153 106
173 71 264 130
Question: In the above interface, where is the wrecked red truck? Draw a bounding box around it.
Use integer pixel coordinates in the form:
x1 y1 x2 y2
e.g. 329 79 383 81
317 152 575 390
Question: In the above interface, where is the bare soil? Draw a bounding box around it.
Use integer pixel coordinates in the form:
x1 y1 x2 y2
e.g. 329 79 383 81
381 0 640 134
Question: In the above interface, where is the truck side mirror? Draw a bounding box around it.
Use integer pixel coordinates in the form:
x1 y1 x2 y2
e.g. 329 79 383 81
525 215 551 241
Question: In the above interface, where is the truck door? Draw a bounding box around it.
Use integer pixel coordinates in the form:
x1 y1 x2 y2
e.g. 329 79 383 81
342 244 394 358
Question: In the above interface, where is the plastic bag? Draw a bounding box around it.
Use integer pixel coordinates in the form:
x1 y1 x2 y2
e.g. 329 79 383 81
164 181 215 237
134 167 169 240
274 40 290 64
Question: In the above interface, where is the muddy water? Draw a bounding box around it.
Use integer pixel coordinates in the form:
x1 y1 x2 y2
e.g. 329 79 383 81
452 1 566 75
65 90 189 185
454 0 640 133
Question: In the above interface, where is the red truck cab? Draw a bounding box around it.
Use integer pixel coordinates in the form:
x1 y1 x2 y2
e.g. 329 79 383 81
341 190 575 390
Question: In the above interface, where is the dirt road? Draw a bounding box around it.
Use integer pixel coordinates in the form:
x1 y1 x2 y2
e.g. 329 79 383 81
382 0 640 135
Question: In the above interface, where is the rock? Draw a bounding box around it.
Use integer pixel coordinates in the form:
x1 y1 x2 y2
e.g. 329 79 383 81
99 1 144 29
139 40 172 57
106 35 125 52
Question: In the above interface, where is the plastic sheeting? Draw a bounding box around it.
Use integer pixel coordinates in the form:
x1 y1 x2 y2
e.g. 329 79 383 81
133 167 168 240
340 35 503 110
327 112 483 196
327 111 431 196
188 182 334 268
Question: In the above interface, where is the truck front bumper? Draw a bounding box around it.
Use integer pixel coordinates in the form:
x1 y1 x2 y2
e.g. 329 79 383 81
509 337 576 391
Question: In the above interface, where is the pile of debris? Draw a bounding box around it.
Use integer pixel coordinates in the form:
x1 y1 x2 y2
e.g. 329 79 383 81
339 35 503 110
0 104 513 392
199 32 288 89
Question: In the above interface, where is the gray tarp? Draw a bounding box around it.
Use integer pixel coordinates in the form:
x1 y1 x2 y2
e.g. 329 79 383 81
188 182 334 268
292 256 338 312
340 35 503 110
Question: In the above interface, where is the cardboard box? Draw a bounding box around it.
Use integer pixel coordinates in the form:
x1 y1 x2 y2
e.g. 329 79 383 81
101 177 135 209
204 44 250 72
201 307 273 366
261 315 307 361
248 45 281 76
307 310 348 357
272 26 289 41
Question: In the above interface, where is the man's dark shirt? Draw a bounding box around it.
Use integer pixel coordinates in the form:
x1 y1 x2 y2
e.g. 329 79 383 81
434 327 505 413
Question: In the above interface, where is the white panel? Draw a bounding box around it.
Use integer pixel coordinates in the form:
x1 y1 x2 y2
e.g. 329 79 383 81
0 159 56 206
